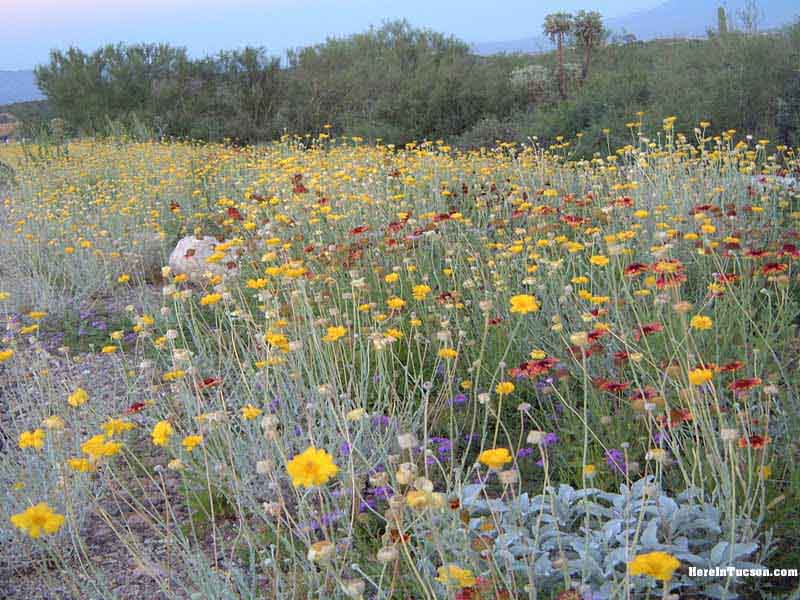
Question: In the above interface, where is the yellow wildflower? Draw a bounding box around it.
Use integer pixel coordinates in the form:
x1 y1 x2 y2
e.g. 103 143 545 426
11 503 65 539
287 447 339 488
629 551 681 582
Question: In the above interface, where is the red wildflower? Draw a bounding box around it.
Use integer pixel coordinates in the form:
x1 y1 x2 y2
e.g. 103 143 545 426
763 262 788 275
745 249 770 259
292 174 308 194
719 360 745 373
615 196 635 207
199 377 223 390
510 358 559 379
594 378 631 394
634 322 663 341
350 225 370 235
588 329 609 342
561 214 587 227
739 435 771 449
227 207 243 221
729 377 762 392
124 402 146 415
386 221 406 234
624 263 649 276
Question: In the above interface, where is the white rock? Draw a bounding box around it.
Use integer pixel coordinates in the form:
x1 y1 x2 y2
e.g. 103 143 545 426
167 236 238 281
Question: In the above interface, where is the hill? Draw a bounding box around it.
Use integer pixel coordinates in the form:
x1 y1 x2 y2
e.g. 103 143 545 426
0 70 43 105
472 0 800 54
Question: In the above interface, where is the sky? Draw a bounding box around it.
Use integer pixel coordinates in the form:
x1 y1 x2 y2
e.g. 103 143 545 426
1 0 663 70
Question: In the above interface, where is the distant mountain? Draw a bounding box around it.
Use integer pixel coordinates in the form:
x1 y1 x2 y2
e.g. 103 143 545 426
609 0 798 39
0 70 43 105
471 0 800 55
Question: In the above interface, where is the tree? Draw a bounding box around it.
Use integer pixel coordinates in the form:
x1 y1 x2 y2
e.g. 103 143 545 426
544 12 574 100
573 10 604 83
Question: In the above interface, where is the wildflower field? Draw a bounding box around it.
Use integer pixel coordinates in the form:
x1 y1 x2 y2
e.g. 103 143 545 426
0 124 799 599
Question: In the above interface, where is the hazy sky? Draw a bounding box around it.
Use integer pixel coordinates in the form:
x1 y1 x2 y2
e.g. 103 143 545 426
2 0 663 70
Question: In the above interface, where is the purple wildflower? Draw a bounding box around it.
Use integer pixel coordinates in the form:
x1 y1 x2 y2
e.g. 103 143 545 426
605 448 627 475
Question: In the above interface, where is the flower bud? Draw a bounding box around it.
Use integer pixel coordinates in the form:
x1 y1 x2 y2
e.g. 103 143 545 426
527 430 547 445
377 545 399 563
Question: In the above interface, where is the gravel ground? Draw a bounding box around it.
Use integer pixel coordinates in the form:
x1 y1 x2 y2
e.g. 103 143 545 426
0 342 194 600
0 182 192 598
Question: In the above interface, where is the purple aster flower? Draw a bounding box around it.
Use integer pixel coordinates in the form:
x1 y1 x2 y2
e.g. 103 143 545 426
373 486 393 500
605 448 627 475
371 414 391 429
544 432 560 447
517 447 534 459
449 393 468 406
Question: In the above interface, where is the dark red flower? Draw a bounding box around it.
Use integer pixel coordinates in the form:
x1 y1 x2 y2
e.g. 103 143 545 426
386 221 406 234
454 589 475 600
594 378 631 394
588 329 609 342
124 402 146 415
763 262 788 275
624 263 649 277
614 351 631 363
199 377 223 389
350 225 370 235
739 434 770 449
719 360 745 372
615 196 635 207
729 377 762 392
510 358 559 379
227 207 243 221
745 249 770 259
634 322 663 341
561 214 587 227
